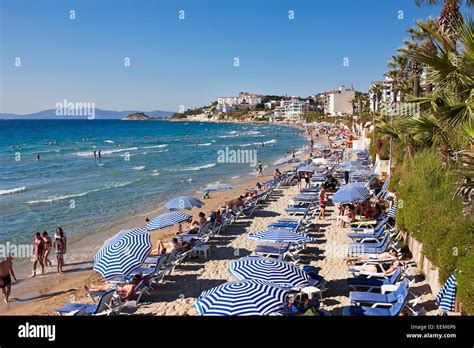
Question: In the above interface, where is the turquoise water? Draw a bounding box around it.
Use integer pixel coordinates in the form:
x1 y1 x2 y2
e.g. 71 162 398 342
0 120 307 244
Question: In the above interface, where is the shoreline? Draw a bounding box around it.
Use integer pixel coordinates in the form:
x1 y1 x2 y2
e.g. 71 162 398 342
1 131 320 315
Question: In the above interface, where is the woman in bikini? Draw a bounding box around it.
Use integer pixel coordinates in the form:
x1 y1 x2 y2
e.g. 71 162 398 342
42 231 53 267
31 232 45 277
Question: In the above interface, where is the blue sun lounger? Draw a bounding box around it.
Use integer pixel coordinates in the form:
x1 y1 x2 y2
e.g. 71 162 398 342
347 226 394 243
349 279 409 307
347 234 392 255
342 291 408 316
56 290 116 316
347 267 402 292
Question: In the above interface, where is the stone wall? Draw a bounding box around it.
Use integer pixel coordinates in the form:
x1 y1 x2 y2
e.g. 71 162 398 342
402 231 441 295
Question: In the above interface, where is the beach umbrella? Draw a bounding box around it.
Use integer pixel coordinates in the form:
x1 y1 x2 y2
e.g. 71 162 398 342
202 183 234 192
387 201 397 219
435 274 457 313
146 211 192 231
297 165 325 173
94 228 151 280
312 158 328 165
229 256 311 288
194 279 288 316
332 183 370 204
273 157 300 166
248 228 315 244
164 196 204 210
350 169 375 178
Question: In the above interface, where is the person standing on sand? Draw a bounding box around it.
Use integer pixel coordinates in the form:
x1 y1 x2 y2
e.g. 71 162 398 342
31 232 45 277
42 231 53 268
54 227 67 275
256 160 263 177
0 256 16 304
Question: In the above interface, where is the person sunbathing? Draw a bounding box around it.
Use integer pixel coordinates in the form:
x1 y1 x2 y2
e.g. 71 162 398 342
273 169 282 179
349 260 401 275
84 273 143 300
226 196 245 210
345 249 398 266
154 238 192 254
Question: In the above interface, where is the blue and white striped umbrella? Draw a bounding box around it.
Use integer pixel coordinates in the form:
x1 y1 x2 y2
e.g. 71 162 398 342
146 211 192 231
332 183 371 204
202 183 234 192
164 196 204 210
435 274 457 312
387 201 397 218
350 169 375 178
229 256 311 288
194 279 288 316
273 157 300 166
248 228 314 243
297 165 325 173
94 228 151 280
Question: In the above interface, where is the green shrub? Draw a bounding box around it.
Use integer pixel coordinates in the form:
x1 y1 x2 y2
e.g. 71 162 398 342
457 248 474 314
392 149 474 313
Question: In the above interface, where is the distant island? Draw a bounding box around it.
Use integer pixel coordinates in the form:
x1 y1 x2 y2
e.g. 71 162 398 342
122 112 156 121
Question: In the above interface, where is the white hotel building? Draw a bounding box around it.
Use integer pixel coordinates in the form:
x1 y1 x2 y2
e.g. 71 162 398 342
274 98 309 122
217 92 263 113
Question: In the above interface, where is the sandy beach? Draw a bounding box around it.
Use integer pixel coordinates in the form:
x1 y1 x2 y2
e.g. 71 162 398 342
1 130 437 316
1 147 310 315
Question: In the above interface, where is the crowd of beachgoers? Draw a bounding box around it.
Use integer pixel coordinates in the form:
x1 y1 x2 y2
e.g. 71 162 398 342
1 122 438 316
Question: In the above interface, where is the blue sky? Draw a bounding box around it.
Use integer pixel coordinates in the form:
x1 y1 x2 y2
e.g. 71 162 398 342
0 0 447 114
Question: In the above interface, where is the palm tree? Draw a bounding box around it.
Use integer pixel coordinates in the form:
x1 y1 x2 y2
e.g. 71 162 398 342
408 16 474 130
369 82 384 112
415 0 472 41
386 54 409 104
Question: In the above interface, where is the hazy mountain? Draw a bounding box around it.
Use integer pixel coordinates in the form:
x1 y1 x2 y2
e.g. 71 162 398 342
0 108 174 120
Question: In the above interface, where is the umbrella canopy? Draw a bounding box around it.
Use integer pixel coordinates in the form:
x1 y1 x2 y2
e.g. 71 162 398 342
273 157 300 166
332 183 371 204
202 183 234 192
435 274 457 312
248 228 315 244
312 158 328 165
350 169 375 178
164 196 204 210
194 279 288 316
297 165 325 173
94 228 151 280
338 161 365 172
146 211 192 231
229 256 311 288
